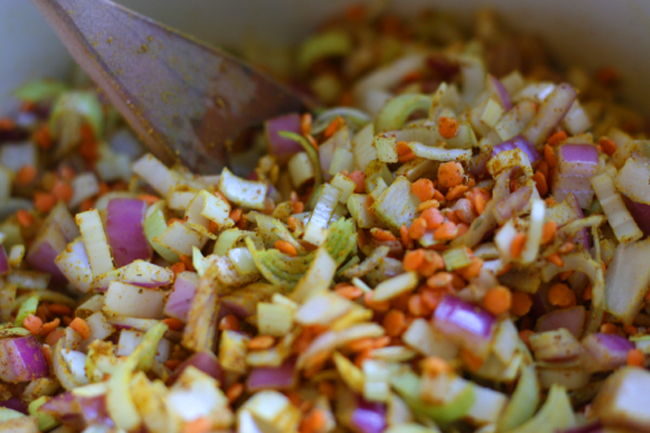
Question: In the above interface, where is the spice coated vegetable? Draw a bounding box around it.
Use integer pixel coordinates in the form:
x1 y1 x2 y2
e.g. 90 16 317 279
1 4 650 433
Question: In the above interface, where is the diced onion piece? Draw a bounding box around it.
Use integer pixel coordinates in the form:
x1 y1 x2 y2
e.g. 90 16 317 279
55 237 93 292
562 100 592 135
523 83 576 146
465 382 508 426
153 221 208 256
615 156 650 205
132 153 177 197
495 101 537 141
402 318 460 360
104 280 165 319
372 272 419 302
106 199 152 267
329 146 355 176
347 194 384 229
406 141 471 162
164 271 198 322
295 292 353 326
265 113 303 157
591 172 643 243
7 244 24 268
69 172 100 208
143 208 180 263
480 98 505 128
529 329 581 362
490 319 519 364
352 123 376 171
26 223 67 282
363 359 391 403
117 330 170 363
373 134 398 163
459 55 486 104
257 302 294 337
80 311 114 352
581 333 633 372
182 269 219 353
497 364 539 431
167 189 197 210
76 209 114 276
290 248 336 303
303 184 342 246
591 367 650 432
288 152 314 188
242 390 301 433
520 199 545 263
536 306 586 338
487 148 533 179
0 335 49 383
604 237 650 325
375 94 433 133
433 295 496 356
492 135 540 164
186 190 231 238
371 177 419 233
331 173 356 204
218 168 268 210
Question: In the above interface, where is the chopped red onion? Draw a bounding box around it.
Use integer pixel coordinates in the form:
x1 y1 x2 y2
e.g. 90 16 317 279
523 83 576 146
623 195 650 237
581 333 634 372
168 351 223 385
557 144 599 178
0 397 28 414
220 284 281 319
265 113 303 156
562 193 589 250
106 199 152 268
163 271 198 322
536 306 586 338
0 336 49 382
495 186 532 221
26 223 67 283
433 295 496 355
352 397 387 433
247 357 297 391
0 246 9 276
40 391 113 430
492 135 540 164
487 75 513 110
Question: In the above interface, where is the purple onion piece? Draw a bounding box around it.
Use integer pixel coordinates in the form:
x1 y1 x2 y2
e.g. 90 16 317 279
495 186 532 221
433 295 496 354
0 397 29 414
265 113 303 156
0 336 50 382
487 75 513 110
564 192 590 249
536 305 586 338
26 223 67 282
492 135 540 164
163 272 198 322
352 397 387 433
168 351 223 385
582 333 634 372
557 144 599 178
623 195 650 237
247 357 297 391
106 199 152 268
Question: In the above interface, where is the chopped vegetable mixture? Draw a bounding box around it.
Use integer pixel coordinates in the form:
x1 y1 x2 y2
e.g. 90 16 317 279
1 6 650 433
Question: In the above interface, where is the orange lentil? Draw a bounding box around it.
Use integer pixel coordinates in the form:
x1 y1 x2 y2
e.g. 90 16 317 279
483 286 512 315
383 310 407 337
219 314 240 332
371 228 397 241
533 171 548 197
432 188 445 202
403 250 425 272
300 113 312 136
460 348 484 371
23 314 43 335
138 194 160 205
510 291 533 316
547 131 567 146
445 184 468 201
182 417 212 433
162 359 182 371
51 180 73 203
541 221 557 244
226 383 245 403
398 150 417 163
510 233 527 259
418 251 445 277
300 409 327 433
407 294 429 317
519 330 535 348
559 270 574 281
421 289 445 311
69 317 91 340
456 223 469 237
292 201 304 214
543 144 557 168
547 253 565 267
274 240 298 257
346 337 375 353
433 222 458 241
34 192 57 213
16 165 38 186
16 210 34 227
396 141 411 155
335 284 363 300
421 356 452 376
409 217 428 239
627 349 645 367
0 117 15 130
323 116 345 139
170 262 186 276
437 162 464 189
48 304 72 316
163 318 184 331
248 335 276 350
400 225 414 249
363 291 391 313
420 207 444 230
40 318 60 337
229 208 243 223
624 325 639 336
32 125 53 150
411 178 436 202
79 199 95 212
537 160 549 179
460 257 483 280
600 323 619 334
417 199 440 212
474 193 487 215
583 284 593 301
179 254 194 272
548 283 576 307
598 137 617 156
344 170 365 193
558 242 575 254
45 328 65 346
438 116 459 139
427 272 453 289
36 306 48 323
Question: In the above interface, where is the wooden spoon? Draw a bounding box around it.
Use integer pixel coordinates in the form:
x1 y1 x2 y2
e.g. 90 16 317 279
30 0 307 174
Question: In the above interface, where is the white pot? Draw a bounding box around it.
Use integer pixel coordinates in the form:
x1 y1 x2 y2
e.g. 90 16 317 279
2 0 650 115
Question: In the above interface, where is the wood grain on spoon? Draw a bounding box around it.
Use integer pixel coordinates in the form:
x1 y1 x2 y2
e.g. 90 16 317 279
30 0 306 174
